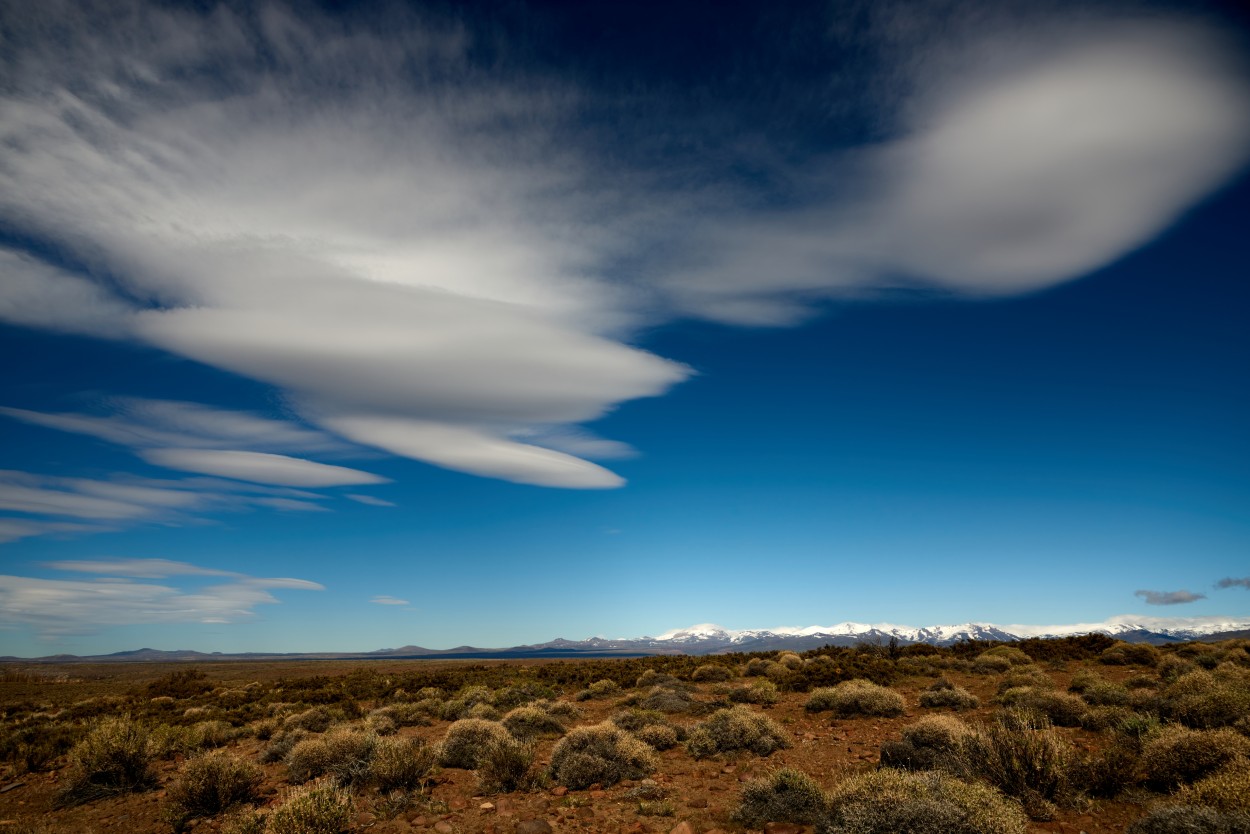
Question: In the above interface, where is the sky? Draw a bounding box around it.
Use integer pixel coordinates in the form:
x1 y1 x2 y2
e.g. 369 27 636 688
1 0 1249 656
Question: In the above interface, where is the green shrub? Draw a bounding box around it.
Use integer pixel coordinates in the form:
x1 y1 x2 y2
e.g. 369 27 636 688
1140 727 1250 790
286 727 379 786
477 734 535 793
734 768 829 827
267 779 354 834
687 704 790 759
502 704 567 739
919 678 980 711
691 664 734 683
165 751 262 828
820 769 1027 834
959 709 1075 819
1126 805 1250 834
370 736 436 793
776 652 805 670
56 717 155 806
997 667 1055 693
549 722 656 789
981 646 1033 666
438 718 512 770
806 680 904 717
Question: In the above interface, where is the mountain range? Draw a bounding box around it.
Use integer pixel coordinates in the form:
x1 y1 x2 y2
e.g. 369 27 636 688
3 616 1248 663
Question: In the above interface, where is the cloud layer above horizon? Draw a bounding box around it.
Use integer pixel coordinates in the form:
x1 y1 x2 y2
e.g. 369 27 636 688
2 0 1248 514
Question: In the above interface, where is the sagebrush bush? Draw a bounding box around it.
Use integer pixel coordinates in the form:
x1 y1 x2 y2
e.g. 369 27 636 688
1158 655 1200 683
285 727 379 786
218 810 266 834
477 734 535 793
1082 679 1132 707
634 724 680 751
262 729 308 763
734 768 829 827
1076 738 1142 799
687 704 790 759
370 736 436 792
1158 669 1250 730
998 688 1088 727
1125 804 1250 834
776 652 804 670
267 779 354 834
502 704 567 739
959 709 1075 819
165 751 262 828
636 669 683 689
1140 727 1250 790
549 722 656 789
919 678 980 711
881 715 972 772
981 646 1034 666
575 679 622 701
820 769 1027 834
997 667 1055 693
806 680 905 717
1100 643 1159 666
283 706 338 733
691 664 734 683
56 716 155 806
639 685 694 713
728 679 781 705
438 718 512 770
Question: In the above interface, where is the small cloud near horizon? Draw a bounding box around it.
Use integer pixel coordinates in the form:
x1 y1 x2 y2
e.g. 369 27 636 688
371 595 410 606
1135 589 1206 606
1216 577 1250 590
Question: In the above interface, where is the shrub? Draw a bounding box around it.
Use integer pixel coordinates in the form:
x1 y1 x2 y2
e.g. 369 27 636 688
636 669 683 689
1140 727 1250 790
267 779 354 834
1158 655 1200 683
477 734 535 793
370 736 436 792
980 646 1034 666
1126 805 1250 834
972 654 1013 675
997 667 1055 693
1076 738 1142 798
165 751 262 828
261 729 308 764
959 709 1075 819
1176 764 1250 813
502 704 567 739
734 768 829 827
575 679 622 701
820 769 1028 834
1158 669 1250 729
687 704 791 759
692 664 734 683
283 706 338 733
777 652 805 670
219 811 267 834
549 722 656 789
286 727 379 786
728 679 781 705
56 717 155 806
919 678 980 711
1100 643 1160 666
881 715 973 772
1082 680 1132 707
639 685 695 713
806 680 905 717
998 688 1088 727
611 709 684 749
438 718 512 770
634 724 680 751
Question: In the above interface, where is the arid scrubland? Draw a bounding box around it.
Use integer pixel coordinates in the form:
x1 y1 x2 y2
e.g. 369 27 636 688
3 635 1250 833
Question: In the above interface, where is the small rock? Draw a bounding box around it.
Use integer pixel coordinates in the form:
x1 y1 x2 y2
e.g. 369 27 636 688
551 786 569 797
591 789 608 799
480 802 495 811
516 821 554 834
669 822 695 834
433 822 455 834
687 798 708 809
495 797 514 816
576 806 595 819
450 798 469 810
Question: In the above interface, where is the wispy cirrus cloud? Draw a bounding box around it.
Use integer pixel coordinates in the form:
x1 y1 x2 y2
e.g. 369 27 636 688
0 559 323 636
0 1 1246 488
1135 589 1207 606
371 595 410 607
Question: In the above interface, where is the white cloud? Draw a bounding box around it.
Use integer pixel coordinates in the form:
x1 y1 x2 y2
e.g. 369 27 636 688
0 2 1246 488
345 494 396 508
0 560 324 636
0 519 110 544
371 595 410 606
138 449 386 487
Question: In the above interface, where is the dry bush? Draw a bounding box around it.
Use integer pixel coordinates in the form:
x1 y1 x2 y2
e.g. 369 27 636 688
881 715 973 772
1158 668 1250 730
691 664 734 683
440 685 496 720
1140 727 1250 790
636 669 684 689
575 678 623 701
920 678 980 710
56 716 155 807
820 769 1028 834
728 679 781 705
549 722 656 789
502 704 567 739
477 734 535 793
261 729 308 763
1158 655 1200 683
283 706 339 733
806 680 905 717
734 767 829 827
634 724 680 751
687 704 791 759
611 709 684 750
286 727 379 786
267 779 354 834
959 709 1076 819
165 751 262 829
1175 764 1250 813
1126 805 1250 834
219 811 266 834
370 736 436 793
997 667 1055 693
438 718 512 770
998 688 1088 727
972 654 1013 675
639 685 695 713
1101 643 1160 666
777 652 805 670
1082 679 1133 707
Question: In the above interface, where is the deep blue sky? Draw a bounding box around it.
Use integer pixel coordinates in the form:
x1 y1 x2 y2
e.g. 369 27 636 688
1 0 1248 655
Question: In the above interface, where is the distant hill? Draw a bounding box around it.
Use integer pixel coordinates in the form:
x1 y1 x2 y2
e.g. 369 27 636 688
3 616 1248 663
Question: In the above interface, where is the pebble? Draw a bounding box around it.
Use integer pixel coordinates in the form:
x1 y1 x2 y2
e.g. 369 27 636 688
516 820 554 834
